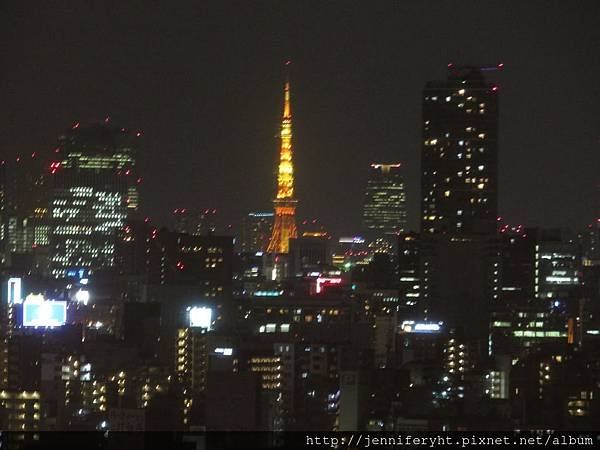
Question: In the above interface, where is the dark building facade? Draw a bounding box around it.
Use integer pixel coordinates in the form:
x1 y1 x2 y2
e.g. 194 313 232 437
421 65 499 235
172 208 219 236
241 212 274 253
1 153 52 272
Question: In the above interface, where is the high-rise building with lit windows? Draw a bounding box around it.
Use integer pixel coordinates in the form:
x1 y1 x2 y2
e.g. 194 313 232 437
362 163 407 237
48 121 140 278
241 212 273 253
1 153 52 271
421 65 500 235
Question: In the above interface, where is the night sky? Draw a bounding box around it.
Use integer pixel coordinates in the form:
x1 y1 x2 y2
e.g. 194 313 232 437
2 1 599 236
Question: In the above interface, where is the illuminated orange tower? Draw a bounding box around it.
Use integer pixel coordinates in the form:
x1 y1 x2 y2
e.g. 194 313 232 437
267 64 298 254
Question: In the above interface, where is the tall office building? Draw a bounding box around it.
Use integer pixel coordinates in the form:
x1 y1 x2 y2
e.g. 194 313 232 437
1 154 52 270
49 121 140 278
421 65 500 235
362 163 407 237
267 63 298 254
241 212 273 253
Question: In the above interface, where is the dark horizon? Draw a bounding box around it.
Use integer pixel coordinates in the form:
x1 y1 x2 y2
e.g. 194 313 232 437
1 1 599 236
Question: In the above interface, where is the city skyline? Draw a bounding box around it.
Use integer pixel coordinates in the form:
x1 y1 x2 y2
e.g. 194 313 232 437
2 1 599 237
1 1 600 440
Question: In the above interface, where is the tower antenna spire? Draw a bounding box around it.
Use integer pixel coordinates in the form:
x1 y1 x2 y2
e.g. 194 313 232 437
283 60 292 118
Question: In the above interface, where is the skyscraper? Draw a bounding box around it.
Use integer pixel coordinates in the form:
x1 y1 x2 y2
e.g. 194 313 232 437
362 163 407 237
49 121 140 278
1 153 51 268
267 65 298 254
421 65 500 235
241 212 273 253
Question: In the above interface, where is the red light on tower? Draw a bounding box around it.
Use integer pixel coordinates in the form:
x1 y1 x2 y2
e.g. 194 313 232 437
498 63 504 69
491 85 499 92
447 63 454 68
72 122 80 129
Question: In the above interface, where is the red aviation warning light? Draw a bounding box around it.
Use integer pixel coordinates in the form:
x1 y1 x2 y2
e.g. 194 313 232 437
50 162 61 174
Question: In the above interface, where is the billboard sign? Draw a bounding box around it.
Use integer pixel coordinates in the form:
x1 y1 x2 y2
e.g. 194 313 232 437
23 295 67 327
7 278 22 304
401 320 442 334
188 306 212 330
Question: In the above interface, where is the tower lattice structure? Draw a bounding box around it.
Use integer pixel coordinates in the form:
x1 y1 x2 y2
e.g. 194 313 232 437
267 69 298 254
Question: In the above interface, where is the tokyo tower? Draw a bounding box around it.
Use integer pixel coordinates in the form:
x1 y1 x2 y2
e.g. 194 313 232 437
266 64 298 254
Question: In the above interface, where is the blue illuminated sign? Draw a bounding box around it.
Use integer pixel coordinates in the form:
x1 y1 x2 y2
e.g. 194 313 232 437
23 300 67 327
